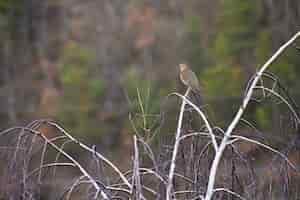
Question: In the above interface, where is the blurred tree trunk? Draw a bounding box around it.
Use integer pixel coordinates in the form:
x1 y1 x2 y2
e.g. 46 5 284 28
31 0 64 117
96 0 129 146
2 56 16 124
262 0 300 47
0 0 65 126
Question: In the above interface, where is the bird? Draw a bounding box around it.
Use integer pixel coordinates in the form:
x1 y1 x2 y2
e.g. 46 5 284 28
179 63 203 105
179 63 201 93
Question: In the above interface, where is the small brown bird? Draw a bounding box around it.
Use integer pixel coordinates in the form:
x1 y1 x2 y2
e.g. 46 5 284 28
179 63 201 92
179 63 203 105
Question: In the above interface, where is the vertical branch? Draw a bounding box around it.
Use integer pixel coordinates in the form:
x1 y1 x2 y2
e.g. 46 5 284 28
166 87 191 200
132 135 142 199
3 59 17 124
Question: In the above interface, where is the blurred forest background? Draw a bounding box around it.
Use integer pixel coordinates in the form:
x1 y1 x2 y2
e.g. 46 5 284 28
0 0 300 156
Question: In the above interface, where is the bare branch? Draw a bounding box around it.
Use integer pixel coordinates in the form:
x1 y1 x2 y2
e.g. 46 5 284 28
204 32 300 200
171 92 217 151
46 121 132 189
166 88 190 200
132 135 142 199
213 188 246 200
229 135 297 171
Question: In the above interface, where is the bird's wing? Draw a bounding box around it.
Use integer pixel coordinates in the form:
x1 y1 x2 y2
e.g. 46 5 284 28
187 70 200 91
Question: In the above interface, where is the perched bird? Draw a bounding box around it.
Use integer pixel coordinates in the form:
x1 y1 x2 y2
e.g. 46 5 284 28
179 63 203 105
179 63 201 92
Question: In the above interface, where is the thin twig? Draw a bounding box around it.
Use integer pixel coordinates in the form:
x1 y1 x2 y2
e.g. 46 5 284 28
213 188 246 200
47 121 132 189
229 135 297 170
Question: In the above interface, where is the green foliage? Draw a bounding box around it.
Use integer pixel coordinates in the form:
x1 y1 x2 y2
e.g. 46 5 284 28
255 30 298 85
125 67 167 114
271 49 299 86
255 29 300 87
206 0 280 127
123 66 163 139
255 106 271 129
58 42 105 138
0 0 21 31
202 65 244 98
182 1 259 125
184 14 209 73
255 30 272 63
215 0 258 63
0 0 17 13
180 0 300 134
201 65 244 125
